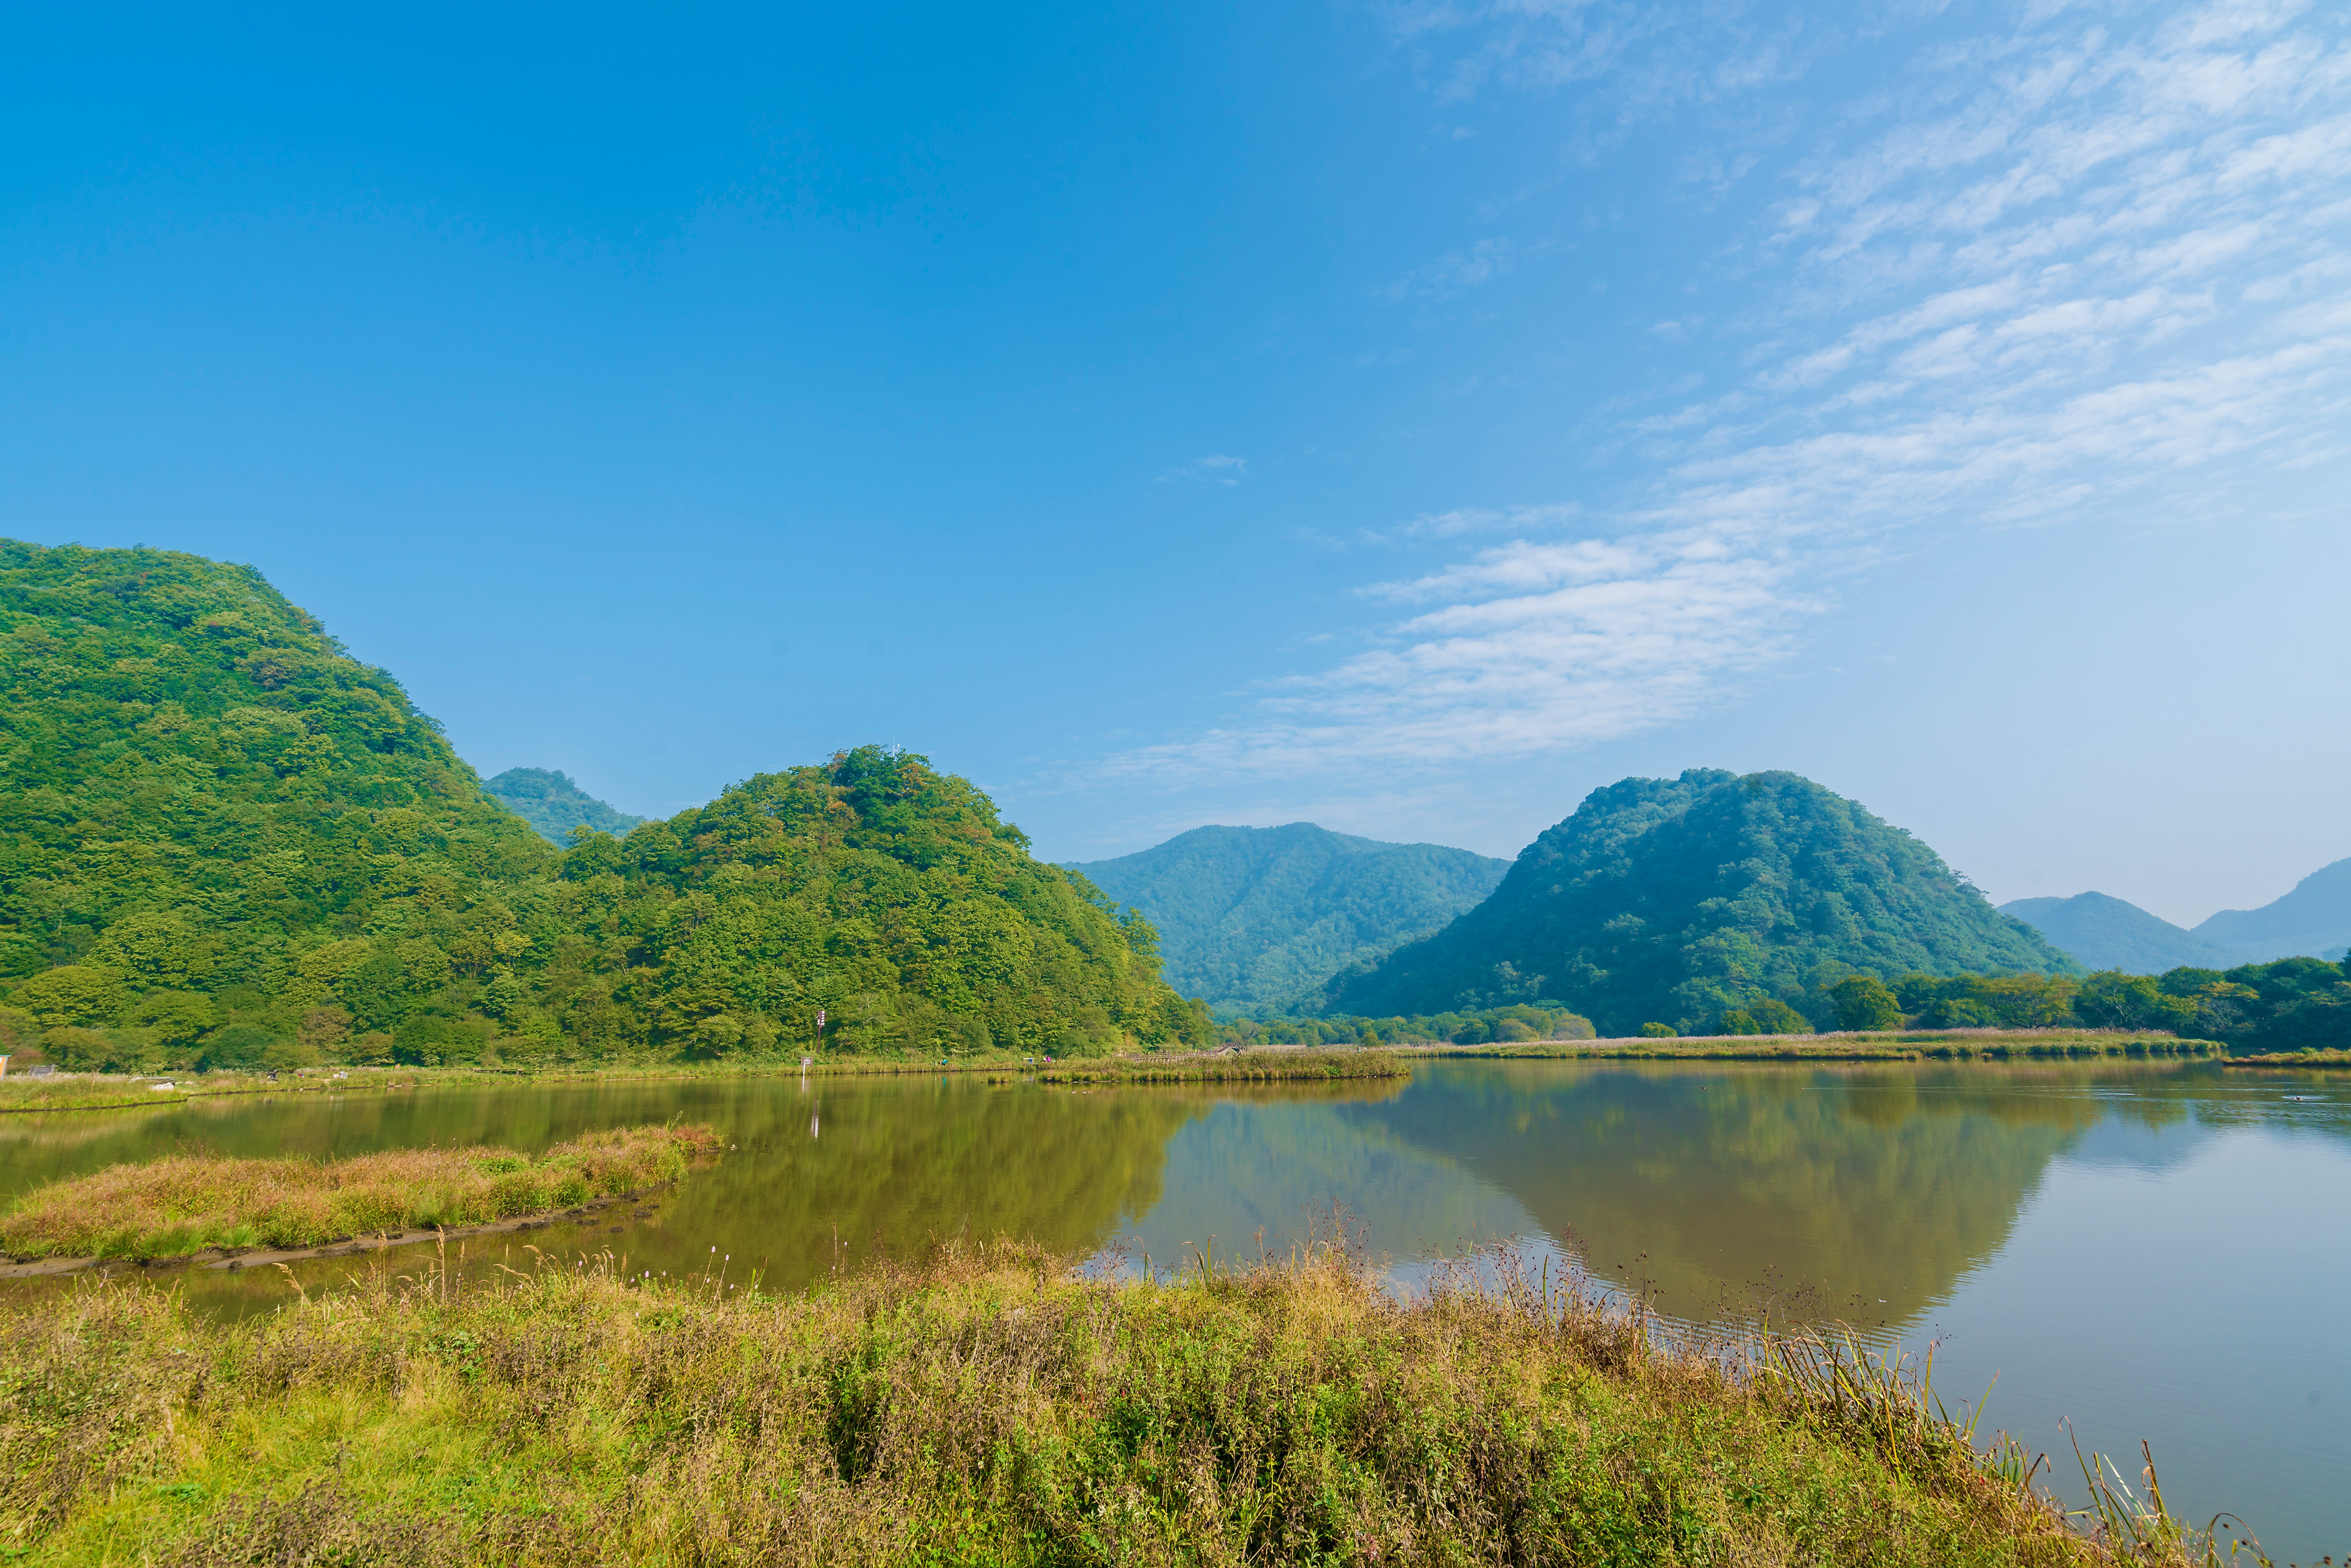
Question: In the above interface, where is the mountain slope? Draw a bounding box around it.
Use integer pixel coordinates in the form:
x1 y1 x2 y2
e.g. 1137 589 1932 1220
485 768 645 845
1323 769 2078 1035
0 541 1199 1067
1998 892 2236 973
2192 858 2351 964
1066 823 1509 1009
0 541 554 1001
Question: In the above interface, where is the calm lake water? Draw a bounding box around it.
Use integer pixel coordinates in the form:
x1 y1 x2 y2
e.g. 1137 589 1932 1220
4 1058 2346 1559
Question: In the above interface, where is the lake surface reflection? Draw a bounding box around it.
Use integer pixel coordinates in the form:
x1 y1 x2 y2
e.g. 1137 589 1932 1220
3 1058 2345 1557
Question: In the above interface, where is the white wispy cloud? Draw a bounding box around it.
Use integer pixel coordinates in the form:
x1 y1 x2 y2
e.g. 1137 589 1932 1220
1364 502 1581 542
1101 523 1818 782
1159 454 1250 486
1108 0 2351 784
1378 237 1527 302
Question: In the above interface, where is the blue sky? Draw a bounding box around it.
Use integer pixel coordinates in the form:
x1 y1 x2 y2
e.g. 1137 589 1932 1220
6 0 2346 924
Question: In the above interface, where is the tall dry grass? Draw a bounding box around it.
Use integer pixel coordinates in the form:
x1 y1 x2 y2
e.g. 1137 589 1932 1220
0 1232 2244 1566
1038 1049 1409 1084
0 1123 718 1260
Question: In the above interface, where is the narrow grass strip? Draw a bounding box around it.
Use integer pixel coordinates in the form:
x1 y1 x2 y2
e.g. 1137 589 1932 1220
2219 1048 2351 1068
1037 1048 1409 1084
1435 1031 2224 1062
0 1123 719 1261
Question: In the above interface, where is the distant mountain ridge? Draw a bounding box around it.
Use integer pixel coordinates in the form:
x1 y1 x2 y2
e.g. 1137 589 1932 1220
1065 824 1510 1011
2192 858 2351 963
484 768 644 846
1995 892 2237 974
1323 769 2078 1035
2002 857 2351 970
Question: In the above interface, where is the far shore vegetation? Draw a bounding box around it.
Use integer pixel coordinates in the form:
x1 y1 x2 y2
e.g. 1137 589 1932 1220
0 1123 717 1261
0 1235 2228 1565
1417 1030 2223 1063
0 1025 2266 1125
1209 960 2346 1055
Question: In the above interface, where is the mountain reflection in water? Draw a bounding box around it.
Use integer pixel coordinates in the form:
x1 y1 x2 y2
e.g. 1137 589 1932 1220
1335 1062 2111 1323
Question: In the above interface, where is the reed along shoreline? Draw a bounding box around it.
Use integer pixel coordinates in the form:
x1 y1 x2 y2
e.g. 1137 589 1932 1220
0 1124 717 1264
0 1236 2217 1566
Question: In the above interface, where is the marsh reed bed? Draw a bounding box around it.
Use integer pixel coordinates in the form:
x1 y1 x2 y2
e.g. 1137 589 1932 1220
2219 1048 2351 1068
0 1234 2237 1566
1036 1049 1409 1085
0 1123 718 1262
1438 1032 2224 1063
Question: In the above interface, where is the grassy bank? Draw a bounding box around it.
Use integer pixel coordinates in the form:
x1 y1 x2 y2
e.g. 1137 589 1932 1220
0 1237 2215 1567
2219 1048 2351 1068
1425 1031 2225 1063
0 1058 1047 1115
1036 1048 1409 1085
0 1049 1396 1117
0 1124 718 1262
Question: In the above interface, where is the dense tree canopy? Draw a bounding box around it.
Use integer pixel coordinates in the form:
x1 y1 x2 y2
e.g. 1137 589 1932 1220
0 542 1206 1071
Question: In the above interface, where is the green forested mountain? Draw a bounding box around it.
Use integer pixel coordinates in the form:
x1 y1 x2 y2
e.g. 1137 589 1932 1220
1323 770 2079 1035
0 541 1202 1070
484 767 645 845
1997 891 2234 973
1065 823 1509 1011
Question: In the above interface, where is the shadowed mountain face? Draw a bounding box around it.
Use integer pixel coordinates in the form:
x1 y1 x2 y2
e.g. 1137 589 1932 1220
1066 823 1509 1011
2192 858 2351 964
484 768 644 846
1324 770 2078 1034
1999 892 2237 972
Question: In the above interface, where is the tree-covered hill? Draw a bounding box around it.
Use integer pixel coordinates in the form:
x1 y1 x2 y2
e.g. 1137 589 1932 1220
485 767 645 845
1065 823 1509 1012
548 751 1204 1061
1321 769 2080 1035
1997 891 2235 973
0 541 1202 1069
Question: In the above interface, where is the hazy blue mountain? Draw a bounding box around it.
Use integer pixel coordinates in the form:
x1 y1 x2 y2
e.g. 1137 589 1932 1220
2192 858 2351 965
1065 824 1510 1011
1322 769 2079 1035
483 767 645 846
1997 892 2235 973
